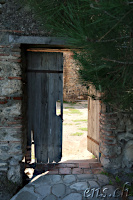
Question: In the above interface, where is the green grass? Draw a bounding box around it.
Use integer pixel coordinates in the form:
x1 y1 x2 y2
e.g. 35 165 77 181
73 119 87 122
64 107 73 109
63 111 70 114
115 176 121 183
127 173 133 177
75 123 80 125
56 110 60 115
79 127 87 131
109 180 113 185
92 154 96 159
63 101 76 105
100 171 109 176
69 109 82 115
63 101 70 104
127 185 133 196
70 132 84 136
69 102 76 105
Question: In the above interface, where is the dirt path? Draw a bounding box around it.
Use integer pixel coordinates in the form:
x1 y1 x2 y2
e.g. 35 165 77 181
61 101 94 161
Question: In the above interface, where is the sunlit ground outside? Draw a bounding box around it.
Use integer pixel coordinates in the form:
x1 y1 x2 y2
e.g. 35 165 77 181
61 100 95 162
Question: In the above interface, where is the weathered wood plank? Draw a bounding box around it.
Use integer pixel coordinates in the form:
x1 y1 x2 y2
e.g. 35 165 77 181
27 52 63 163
87 85 101 160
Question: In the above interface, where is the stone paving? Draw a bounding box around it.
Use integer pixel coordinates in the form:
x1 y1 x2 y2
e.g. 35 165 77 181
10 160 133 200
11 173 121 200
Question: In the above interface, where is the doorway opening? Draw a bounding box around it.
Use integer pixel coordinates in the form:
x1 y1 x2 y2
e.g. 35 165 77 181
61 100 95 162
58 51 96 162
22 45 99 180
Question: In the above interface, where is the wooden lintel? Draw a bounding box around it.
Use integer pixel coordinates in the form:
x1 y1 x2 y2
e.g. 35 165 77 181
27 48 72 52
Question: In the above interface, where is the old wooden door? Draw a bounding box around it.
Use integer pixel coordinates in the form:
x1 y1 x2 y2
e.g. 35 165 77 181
27 52 63 163
87 86 101 160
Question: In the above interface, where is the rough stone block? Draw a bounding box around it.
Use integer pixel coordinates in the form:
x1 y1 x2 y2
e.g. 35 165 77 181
59 168 71 175
102 185 117 200
13 191 38 200
9 158 19 166
63 175 76 184
0 62 21 77
43 194 57 200
35 184 51 198
51 175 62 183
0 103 21 118
123 140 133 168
100 145 121 157
7 165 22 184
0 80 22 96
0 160 8 171
9 142 22 154
0 128 22 141
88 180 99 188
100 157 110 169
52 183 66 197
77 174 94 180
62 193 82 200
72 168 83 174
70 182 88 191
96 174 109 186
0 147 11 160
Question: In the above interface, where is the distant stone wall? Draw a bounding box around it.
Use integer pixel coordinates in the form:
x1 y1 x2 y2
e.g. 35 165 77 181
63 52 88 102
100 111 133 173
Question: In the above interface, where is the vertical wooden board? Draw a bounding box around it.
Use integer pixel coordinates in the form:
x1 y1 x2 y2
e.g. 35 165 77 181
27 52 63 163
87 88 100 160
36 73 49 163
27 72 49 163
54 73 63 162
46 53 63 163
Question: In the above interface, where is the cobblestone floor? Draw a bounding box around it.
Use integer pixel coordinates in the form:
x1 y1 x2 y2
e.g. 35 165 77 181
10 160 133 200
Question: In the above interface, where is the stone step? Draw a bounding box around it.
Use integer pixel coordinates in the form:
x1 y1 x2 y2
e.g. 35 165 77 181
24 161 103 176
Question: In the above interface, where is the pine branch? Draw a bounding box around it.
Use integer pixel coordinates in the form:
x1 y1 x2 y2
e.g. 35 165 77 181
97 36 130 42
98 8 133 42
127 1 133 4
102 58 133 65
104 11 118 20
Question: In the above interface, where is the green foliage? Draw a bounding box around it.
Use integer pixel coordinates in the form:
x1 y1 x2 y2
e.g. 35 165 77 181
71 132 84 136
100 171 109 176
73 119 87 122
115 175 121 183
109 180 113 185
64 107 73 109
69 109 82 114
92 154 96 159
79 127 88 131
20 0 133 111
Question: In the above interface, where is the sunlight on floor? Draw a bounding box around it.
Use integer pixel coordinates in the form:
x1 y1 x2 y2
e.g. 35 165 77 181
62 100 95 161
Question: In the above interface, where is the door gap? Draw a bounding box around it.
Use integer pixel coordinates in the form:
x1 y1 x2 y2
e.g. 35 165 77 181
62 100 96 162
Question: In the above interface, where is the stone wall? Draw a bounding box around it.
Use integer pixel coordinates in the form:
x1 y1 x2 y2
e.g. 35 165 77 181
63 52 88 102
0 43 24 184
99 111 133 173
0 0 47 186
